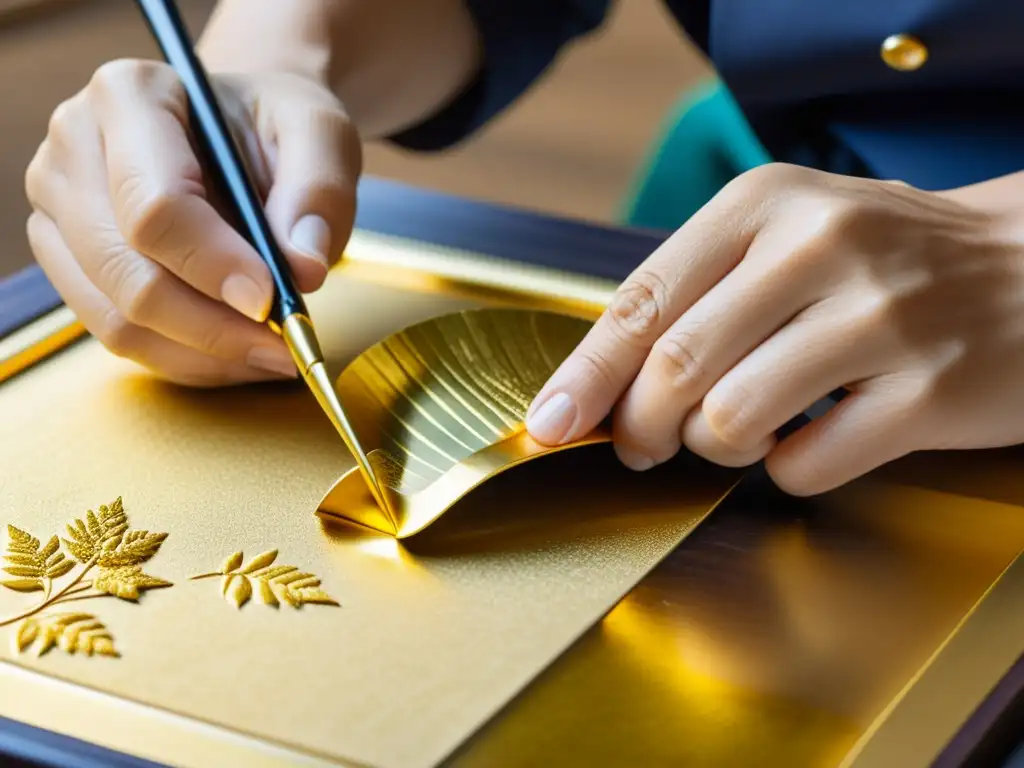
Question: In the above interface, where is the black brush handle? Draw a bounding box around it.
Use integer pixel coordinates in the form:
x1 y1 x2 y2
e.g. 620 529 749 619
134 0 305 326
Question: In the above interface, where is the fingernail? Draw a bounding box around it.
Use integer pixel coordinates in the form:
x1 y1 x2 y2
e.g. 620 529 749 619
525 392 578 444
290 214 331 270
222 273 270 322
616 446 656 472
247 345 298 378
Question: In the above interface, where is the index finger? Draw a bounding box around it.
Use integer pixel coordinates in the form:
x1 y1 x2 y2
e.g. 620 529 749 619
91 61 274 322
525 173 769 445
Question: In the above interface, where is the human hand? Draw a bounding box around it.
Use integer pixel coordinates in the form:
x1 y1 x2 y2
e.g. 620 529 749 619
25 61 361 386
526 164 1024 495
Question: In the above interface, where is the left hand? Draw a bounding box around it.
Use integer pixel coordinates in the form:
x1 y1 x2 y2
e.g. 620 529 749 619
525 163 1024 495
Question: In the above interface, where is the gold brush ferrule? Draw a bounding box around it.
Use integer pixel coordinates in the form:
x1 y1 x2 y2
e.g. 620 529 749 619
280 313 391 518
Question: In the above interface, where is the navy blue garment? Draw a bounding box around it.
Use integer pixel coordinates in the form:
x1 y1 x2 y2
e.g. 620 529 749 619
389 0 1024 192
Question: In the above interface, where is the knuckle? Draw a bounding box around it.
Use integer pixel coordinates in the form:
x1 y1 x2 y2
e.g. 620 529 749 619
118 180 185 254
304 173 357 210
94 310 140 358
606 271 668 346
88 58 161 99
767 462 820 497
24 145 53 209
194 322 235 359
702 385 757 450
650 333 706 391
46 97 81 144
88 59 138 97
896 374 939 414
856 289 898 333
101 252 164 325
24 213 47 257
313 105 358 138
808 196 861 244
726 162 808 198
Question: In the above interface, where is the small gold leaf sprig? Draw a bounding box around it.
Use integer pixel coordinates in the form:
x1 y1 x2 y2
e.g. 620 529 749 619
1 498 171 658
191 550 339 610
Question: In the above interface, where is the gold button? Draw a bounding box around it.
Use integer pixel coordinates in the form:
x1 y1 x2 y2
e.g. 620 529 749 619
881 34 928 71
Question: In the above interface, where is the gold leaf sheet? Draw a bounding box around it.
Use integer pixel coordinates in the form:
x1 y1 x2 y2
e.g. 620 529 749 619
0 270 737 768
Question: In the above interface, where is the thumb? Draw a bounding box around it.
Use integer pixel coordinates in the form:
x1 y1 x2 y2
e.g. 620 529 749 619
263 95 362 293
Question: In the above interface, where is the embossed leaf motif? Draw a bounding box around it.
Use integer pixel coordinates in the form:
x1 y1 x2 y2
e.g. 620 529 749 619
96 530 168 568
193 550 339 610
62 498 129 563
12 613 119 657
93 566 172 601
3 526 74 592
1 497 170 661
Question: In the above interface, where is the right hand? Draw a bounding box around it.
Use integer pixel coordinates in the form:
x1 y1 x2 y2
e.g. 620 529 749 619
25 60 362 386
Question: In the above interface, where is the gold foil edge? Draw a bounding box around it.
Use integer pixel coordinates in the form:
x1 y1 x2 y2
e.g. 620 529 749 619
841 546 1024 767
0 306 85 384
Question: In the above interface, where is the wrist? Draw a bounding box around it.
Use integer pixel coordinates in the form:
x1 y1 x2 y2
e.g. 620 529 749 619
196 0 334 87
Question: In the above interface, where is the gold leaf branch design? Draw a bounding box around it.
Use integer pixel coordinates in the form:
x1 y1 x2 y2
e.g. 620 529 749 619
4 500 343 659
15 613 119 658
1 498 172 658
3 526 74 598
191 550 339 610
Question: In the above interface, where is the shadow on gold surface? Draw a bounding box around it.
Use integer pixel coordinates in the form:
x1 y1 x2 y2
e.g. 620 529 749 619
315 308 610 539
319 446 739 561
449 452 1024 767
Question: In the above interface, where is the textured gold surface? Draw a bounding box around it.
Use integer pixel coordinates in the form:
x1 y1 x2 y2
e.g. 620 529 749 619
317 308 609 537
0 269 737 768
5 237 1024 767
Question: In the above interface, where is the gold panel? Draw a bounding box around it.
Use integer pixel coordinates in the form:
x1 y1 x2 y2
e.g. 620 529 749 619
0 262 737 768
3 231 1024 767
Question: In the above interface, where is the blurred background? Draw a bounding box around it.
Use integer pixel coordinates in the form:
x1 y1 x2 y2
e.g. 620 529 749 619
0 0 709 279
